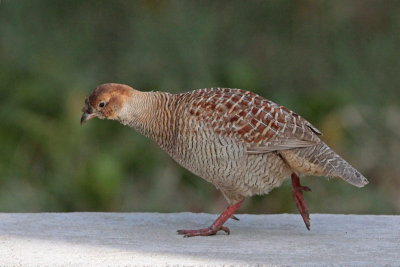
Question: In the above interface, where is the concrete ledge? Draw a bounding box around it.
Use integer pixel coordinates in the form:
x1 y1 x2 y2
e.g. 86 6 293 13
0 213 399 266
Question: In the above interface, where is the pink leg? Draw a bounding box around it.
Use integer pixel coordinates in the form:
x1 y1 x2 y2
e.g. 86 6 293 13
177 200 243 237
291 173 311 230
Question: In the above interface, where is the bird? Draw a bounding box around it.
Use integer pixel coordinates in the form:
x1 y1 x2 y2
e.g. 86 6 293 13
81 83 369 237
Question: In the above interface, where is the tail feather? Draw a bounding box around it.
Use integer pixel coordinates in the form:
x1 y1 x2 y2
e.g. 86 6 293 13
279 142 369 187
339 165 369 188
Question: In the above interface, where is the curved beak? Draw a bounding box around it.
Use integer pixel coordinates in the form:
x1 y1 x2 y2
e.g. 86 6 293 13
80 112 96 126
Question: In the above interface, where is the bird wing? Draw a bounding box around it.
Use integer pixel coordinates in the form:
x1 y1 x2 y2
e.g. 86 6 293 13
183 88 322 154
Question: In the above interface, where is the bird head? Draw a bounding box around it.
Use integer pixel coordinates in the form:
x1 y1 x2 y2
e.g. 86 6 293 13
80 83 134 126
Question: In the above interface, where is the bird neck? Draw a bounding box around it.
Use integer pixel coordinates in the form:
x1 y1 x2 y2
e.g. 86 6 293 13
118 90 177 151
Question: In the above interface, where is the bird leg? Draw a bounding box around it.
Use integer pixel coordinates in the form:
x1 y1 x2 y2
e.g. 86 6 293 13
291 173 311 230
177 199 243 237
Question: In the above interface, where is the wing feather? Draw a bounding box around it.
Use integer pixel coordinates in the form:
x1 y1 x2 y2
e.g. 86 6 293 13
181 88 322 154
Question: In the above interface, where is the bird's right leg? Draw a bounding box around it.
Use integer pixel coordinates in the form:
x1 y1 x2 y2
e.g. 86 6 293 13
177 199 243 237
291 173 311 230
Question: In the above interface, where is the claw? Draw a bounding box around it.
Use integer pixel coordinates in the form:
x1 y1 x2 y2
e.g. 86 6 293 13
230 215 239 221
299 186 311 192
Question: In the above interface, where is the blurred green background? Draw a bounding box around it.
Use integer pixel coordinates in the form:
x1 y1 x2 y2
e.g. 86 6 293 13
1 0 399 215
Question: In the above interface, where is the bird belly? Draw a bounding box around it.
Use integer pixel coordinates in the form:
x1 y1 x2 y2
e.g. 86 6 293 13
170 130 292 202
240 153 292 197
172 133 248 188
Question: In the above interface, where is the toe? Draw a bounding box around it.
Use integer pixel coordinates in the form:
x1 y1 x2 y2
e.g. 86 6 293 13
301 186 311 192
220 226 230 235
177 229 186 235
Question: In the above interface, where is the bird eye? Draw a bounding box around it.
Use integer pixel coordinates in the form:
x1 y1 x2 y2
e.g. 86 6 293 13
99 101 105 108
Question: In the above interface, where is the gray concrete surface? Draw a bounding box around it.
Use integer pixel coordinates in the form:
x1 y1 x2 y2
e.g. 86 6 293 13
0 213 398 266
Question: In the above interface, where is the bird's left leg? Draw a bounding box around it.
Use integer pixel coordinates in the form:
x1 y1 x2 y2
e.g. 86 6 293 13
177 199 243 237
291 173 311 230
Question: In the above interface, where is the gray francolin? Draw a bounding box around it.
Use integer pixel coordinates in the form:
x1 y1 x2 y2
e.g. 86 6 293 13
81 83 368 237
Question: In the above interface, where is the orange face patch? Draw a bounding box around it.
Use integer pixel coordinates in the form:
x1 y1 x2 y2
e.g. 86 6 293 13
85 83 134 119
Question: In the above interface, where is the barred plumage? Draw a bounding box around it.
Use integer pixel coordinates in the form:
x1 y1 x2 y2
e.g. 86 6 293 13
81 83 368 236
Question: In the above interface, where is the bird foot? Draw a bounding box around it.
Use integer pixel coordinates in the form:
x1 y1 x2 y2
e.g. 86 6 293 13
291 173 311 230
177 200 243 238
177 225 230 237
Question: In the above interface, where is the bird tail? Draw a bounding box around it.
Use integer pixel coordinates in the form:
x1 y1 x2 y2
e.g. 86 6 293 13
279 142 369 187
